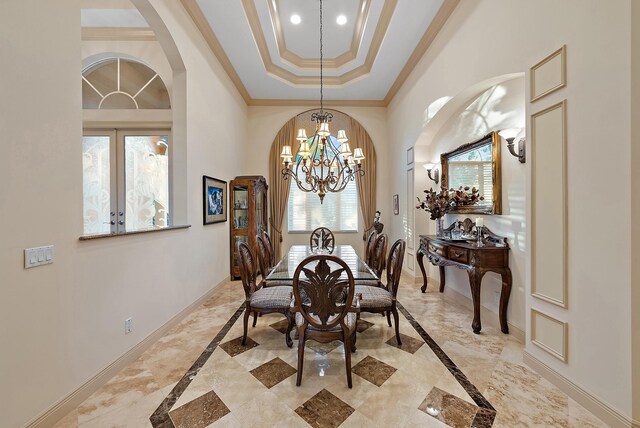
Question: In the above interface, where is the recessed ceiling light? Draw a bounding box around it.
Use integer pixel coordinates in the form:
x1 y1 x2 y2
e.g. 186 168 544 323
336 15 347 25
290 14 301 25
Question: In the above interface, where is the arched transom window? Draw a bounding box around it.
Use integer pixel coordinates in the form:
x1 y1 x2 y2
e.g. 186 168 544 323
82 57 170 109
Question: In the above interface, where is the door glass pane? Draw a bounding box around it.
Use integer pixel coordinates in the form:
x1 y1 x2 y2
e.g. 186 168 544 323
82 136 111 235
124 135 169 231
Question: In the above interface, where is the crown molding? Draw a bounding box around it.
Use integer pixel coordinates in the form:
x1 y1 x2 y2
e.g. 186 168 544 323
241 0 397 85
180 0 252 103
247 98 387 108
384 0 460 104
81 27 156 41
81 0 136 9
179 0 458 107
266 0 371 69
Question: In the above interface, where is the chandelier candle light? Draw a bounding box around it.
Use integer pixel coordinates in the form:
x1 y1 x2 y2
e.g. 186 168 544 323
280 0 365 203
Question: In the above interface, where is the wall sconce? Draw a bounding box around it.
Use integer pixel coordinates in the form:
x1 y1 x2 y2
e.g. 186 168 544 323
423 163 440 184
499 128 526 163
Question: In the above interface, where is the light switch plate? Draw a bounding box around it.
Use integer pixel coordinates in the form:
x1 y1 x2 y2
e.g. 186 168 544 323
24 245 54 268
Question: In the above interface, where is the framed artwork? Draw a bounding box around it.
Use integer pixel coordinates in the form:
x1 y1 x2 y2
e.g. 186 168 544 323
530 45 566 102
393 194 399 215
203 175 227 225
407 147 414 165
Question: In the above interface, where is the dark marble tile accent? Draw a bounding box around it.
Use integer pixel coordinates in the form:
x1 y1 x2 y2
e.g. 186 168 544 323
168 390 230 428
306 339 342 354
295 388 355 428
397 302 495 413
219 336 259 357
351 355 397 387
250 357 297 388
356 319 374 333
269 318 290 334
418 386 478 428
471 407 497 428
385 332 424 354
149 303 245 428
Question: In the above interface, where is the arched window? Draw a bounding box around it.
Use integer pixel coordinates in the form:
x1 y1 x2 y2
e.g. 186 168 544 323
82 57 171 236
82 57 170 109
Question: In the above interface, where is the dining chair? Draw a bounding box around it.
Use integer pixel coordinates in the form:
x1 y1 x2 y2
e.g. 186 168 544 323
355 239 406 345
356 233 388 287
262 230 276 266
256 234 291 288
237 241 293 348
364 230 378 266
292 254 360 388
309 227 335 252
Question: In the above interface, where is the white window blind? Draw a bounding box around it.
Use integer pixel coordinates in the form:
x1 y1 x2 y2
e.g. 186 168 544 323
449 162 493 207
287 179 358 232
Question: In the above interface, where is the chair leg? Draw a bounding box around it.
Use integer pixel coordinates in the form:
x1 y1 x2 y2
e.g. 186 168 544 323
252 311 258 327
344 334 353 388
296 327 306 386
386 310 392 327
284 312 293 348
392 307 402 345
350 330 357 352
242 307 250 345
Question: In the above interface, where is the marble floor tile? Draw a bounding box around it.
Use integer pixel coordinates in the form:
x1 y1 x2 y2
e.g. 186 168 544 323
269 318 291 334
249 356 297 388
219 336 259 357
418 386 479 428
385 332 425 354
351 355 397 387
169 391 229 428
49 275 609 428
295 389 355 428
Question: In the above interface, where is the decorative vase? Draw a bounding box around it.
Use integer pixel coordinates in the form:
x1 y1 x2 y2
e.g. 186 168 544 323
435 217 445 238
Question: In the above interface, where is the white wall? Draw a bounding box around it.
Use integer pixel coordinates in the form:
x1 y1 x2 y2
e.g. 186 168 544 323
245 106 390 259
414 77 526 332
387 0 633 419
0 0 248 426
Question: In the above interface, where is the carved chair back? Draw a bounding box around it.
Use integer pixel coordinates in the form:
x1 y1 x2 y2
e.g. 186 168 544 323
262 230 276 266
369 233 388 278
256 234 273 280
293 255 355 331
309 227 335 252
364 230 378 266
237 241 260 299
385 239 406 297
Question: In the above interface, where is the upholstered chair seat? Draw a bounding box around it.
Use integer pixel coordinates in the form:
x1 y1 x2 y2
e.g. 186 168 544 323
250 286 293 309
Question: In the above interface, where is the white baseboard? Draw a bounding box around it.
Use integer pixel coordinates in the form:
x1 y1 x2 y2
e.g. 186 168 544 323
523 350 639 428
432 277 526 343
25 276 230 428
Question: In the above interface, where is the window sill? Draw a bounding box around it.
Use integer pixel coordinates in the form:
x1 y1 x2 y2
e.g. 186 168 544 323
79 225 191 241
287 230 359 234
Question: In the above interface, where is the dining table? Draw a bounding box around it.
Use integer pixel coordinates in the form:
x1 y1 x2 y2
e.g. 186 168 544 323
265 244 379 282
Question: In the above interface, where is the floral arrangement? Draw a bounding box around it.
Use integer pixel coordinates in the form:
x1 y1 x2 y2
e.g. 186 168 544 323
416 186 484 220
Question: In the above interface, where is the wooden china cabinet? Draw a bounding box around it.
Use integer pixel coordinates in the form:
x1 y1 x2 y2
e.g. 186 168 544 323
229 176 268 280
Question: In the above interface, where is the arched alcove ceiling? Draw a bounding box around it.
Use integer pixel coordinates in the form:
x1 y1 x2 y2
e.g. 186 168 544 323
415 73 524 147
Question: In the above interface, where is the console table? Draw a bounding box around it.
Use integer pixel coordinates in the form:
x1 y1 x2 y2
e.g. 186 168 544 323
416 218 512 334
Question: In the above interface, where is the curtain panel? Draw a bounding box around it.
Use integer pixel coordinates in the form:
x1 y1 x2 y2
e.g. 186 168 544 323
349 117 377 242
268 117 296 261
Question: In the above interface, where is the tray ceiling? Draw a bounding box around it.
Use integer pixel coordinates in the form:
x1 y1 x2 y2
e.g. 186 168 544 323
81 0 459 105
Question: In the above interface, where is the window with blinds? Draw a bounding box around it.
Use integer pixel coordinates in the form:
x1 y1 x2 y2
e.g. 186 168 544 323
448 145 493 208
287 179 358 232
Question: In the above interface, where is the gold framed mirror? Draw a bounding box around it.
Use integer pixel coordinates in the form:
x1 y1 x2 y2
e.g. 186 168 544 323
441 131 502 215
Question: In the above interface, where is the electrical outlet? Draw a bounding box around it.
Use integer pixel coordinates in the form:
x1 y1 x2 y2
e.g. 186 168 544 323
125 318 133 334
494 291 500 305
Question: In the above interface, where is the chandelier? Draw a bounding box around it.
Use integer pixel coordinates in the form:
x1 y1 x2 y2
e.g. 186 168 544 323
280 0 365 204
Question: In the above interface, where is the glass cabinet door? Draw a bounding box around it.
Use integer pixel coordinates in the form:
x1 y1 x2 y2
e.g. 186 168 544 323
232 186 249 231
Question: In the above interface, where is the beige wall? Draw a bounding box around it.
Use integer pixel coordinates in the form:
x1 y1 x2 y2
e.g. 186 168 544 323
631 0 640 422
388 0 633 419
245 106 390 259
0 0 247 426
413 77 527 332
